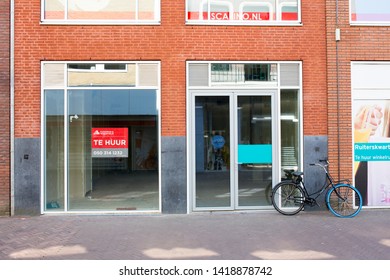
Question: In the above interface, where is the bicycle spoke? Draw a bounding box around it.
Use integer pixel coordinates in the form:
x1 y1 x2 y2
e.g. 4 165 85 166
271 182 304 215
281 185 301 206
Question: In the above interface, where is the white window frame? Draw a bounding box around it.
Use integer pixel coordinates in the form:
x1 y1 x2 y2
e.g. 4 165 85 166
350 0 390 26
41 0 161 25
185 0 302 26
41 61 161 214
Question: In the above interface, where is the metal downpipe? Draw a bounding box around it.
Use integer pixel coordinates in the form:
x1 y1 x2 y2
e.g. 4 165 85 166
10 0 15 216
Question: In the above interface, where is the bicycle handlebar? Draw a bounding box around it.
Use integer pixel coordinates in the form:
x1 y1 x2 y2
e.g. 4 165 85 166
309 159 329 166
309 163 327 166
309 159 329 173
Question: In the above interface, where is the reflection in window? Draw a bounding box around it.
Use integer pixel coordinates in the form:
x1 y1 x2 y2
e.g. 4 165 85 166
280 89 299 177
43 0 160 22
211 63 277 84
351 0 390 23
195 96 231 208
44 90 65 211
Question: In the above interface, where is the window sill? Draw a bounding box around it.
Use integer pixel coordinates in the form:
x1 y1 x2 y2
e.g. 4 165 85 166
40 20 161 26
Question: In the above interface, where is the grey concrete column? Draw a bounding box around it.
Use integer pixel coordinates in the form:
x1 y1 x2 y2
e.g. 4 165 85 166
14 138 41 215
303 135 328 210
161 136 187 214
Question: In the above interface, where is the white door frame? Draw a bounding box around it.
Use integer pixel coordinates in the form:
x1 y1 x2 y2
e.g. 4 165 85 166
188 89 280 212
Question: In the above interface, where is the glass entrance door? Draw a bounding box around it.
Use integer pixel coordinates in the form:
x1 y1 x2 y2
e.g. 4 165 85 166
192 91 275 210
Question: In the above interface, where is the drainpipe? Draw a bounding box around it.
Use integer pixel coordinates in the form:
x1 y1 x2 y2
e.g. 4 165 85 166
335 0 341 180
10 0 15 216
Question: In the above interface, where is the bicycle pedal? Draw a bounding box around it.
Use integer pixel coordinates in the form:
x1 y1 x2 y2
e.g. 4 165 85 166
310 199 320 207
305 198 317 207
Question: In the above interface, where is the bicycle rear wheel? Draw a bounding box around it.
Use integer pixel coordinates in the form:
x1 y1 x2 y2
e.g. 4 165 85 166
326 184 363 218
271 181 305 215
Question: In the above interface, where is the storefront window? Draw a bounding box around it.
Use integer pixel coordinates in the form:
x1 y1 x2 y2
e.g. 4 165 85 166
42 0 160 23
42 62 160 212
351 0 390 24
352 62 390 208
186 0 300 24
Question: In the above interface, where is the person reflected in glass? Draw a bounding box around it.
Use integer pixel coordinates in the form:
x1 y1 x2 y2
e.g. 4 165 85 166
212 132 225 170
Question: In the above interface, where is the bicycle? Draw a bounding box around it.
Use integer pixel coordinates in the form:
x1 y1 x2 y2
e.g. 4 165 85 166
271 160 363 218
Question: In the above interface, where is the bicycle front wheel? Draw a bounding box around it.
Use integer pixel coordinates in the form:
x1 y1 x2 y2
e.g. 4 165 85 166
326 184 363 218
271 182 305 215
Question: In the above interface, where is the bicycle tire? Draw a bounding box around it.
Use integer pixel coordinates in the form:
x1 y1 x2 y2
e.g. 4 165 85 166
271 181 305 215
326 184 363 218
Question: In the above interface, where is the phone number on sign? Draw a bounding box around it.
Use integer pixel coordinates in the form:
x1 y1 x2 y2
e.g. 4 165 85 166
93 150 124 156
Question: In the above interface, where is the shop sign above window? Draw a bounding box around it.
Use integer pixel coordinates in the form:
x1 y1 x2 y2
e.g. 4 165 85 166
186 0 300 25
42 0 160 24
351 0 390 25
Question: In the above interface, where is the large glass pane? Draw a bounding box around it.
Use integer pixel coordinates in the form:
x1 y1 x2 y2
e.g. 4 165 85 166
239 0 275 21
44 0 160 21
139 0 157 20
237 96 272 207
44 0 65 20
67 89 158 211
279 0 298 21
195 96 231 208
68 0 134 20
280 89 299 178
44 90 65 211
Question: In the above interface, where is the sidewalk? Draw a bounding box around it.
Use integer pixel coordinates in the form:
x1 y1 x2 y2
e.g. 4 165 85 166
0 209 389 260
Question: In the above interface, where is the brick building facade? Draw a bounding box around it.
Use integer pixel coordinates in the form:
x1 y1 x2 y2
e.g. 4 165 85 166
327 0 390 207
0 0 11 216
6 0 387 215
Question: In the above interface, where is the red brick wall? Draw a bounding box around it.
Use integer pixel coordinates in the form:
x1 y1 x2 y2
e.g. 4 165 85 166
0 0 11 215
14 1 327 138
326 0 390 179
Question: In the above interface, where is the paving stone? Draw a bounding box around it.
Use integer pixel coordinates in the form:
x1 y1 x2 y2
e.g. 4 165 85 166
0 210 389 260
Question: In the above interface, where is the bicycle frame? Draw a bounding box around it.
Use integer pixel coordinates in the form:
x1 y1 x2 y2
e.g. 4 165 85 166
297 162 349 204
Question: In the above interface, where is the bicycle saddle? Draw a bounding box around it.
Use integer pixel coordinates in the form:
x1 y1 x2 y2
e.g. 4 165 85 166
284 170 303 177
